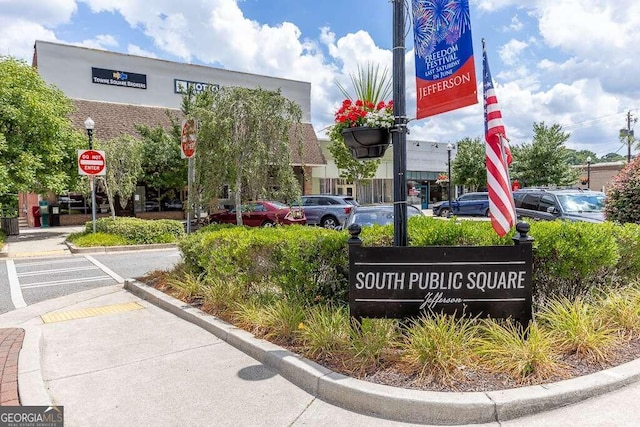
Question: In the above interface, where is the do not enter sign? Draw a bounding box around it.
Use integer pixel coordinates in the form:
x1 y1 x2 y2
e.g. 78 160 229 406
181 118 198 159
78 149 106 176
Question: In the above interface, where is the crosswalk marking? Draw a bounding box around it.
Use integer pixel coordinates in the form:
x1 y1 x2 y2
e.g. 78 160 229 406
85 255 124 283
5 260 27 309
21 276 113 289
17 266 98 277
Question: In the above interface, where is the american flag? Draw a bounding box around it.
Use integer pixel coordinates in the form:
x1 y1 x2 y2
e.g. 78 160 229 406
483 39 516 237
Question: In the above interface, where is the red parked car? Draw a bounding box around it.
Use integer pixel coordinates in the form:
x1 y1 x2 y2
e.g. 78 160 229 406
208 201 306 227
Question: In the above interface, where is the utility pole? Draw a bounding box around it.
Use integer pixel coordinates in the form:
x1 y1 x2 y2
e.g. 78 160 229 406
625 110 637 163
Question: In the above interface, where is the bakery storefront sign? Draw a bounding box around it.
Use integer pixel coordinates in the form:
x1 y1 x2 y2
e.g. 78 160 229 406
349 245 532 323
92 67 147 89
174 79 219 94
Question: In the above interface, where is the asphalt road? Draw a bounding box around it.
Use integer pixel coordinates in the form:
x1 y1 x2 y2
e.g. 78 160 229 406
0 249 181 314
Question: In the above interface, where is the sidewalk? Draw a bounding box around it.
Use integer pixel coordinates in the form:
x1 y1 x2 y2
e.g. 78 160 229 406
0 225 85 258
3 225 640 425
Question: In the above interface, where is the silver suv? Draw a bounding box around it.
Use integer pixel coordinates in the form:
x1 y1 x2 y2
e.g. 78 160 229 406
513 188 606 223
296 195 359 228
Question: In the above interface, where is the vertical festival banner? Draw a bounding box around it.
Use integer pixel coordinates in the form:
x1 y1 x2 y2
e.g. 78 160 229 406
412 0 478 119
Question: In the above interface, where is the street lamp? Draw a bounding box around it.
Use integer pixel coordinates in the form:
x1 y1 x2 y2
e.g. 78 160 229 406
84 117 97 233
447 143 454 217
586 156 592 190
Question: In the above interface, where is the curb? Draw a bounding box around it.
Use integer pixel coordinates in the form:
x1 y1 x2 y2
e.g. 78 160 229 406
66 242 177 254
18 327 51 406
124 279 640 425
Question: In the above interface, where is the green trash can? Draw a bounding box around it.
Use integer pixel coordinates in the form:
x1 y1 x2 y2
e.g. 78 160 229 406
39 200 49 228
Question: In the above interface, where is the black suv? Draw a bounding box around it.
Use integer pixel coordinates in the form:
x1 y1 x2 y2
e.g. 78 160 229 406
513 188 606 223
296 195 359 228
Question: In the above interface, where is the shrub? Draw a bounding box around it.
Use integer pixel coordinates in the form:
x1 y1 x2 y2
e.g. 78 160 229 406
89 217 184 244
200 276 247 316
475 320 564 382
529 221 620 305
167 271 205 301
347 318 399 371
298 305 350 358
67 231 131 247
179 225 350 305
605 156 640 223
537 297 619 362
402 312 479 383
611 223 640 278
260 299 306 342
596 285 640 339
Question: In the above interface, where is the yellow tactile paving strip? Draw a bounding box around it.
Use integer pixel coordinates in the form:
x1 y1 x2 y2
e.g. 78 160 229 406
41 302 144 324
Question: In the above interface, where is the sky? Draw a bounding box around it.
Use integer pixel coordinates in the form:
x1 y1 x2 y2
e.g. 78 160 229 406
1 0 639 159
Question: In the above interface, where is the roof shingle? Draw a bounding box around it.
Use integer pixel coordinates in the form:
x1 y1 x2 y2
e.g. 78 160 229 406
69 99 325 166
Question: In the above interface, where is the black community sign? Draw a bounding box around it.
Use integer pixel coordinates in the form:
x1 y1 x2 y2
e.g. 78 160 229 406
349 245 533 324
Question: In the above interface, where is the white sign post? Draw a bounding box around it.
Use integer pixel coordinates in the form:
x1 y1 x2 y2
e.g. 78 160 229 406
181 119 198 233
78 149 106 232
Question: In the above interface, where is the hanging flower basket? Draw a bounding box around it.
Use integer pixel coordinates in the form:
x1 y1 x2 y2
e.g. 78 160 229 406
435 173 449 185
341 126 391 160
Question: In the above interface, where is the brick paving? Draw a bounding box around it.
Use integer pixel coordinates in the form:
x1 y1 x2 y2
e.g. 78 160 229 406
0 328 24 406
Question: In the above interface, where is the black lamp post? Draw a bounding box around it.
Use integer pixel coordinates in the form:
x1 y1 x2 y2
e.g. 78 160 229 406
586 156 592 190
391 0 408 246
447 143 454 217
84 117 97 233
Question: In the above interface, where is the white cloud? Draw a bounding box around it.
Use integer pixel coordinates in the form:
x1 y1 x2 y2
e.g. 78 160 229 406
2 0 638 157
503 14 523 32
472 0 520 12
1 0 76 26
127 44 158 58
499 39 528 65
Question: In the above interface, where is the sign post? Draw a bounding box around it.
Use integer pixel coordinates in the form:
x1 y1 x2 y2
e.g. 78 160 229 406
181 119 198 233
78 149 106 233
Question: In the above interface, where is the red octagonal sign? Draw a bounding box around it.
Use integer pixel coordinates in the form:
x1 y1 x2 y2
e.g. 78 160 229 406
78 149 106 176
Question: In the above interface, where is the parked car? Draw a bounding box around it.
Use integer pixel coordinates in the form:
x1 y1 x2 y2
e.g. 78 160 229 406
145 200 161 211
344 204 425 228
208 201 306 227
431 192 490 217
294 194 359 229
513 188 606 223
163 199 183 210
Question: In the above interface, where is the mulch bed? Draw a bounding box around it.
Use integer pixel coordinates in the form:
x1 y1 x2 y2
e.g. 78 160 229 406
139 270 640 393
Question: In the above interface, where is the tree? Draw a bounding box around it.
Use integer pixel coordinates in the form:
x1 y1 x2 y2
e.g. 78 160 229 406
95 135 144 218
451 137 486 191
510 122 579 187
137 122 187 206
601 152 626 163
327 63 392 183
0 57 85 195
194 87 303 225
605 157 640 223
565 149 598 165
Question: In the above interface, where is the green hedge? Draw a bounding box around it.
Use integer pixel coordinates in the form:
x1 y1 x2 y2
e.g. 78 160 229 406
180 225 349 305
179 219 640 308
87 217 185 244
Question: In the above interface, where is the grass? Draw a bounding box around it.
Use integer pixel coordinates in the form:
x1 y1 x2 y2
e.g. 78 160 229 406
474 320 565 382
596 285 640 338
537 297 620 362
402 312 479 383
298 305 350 359
67 231 132 247
153 269 640 390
